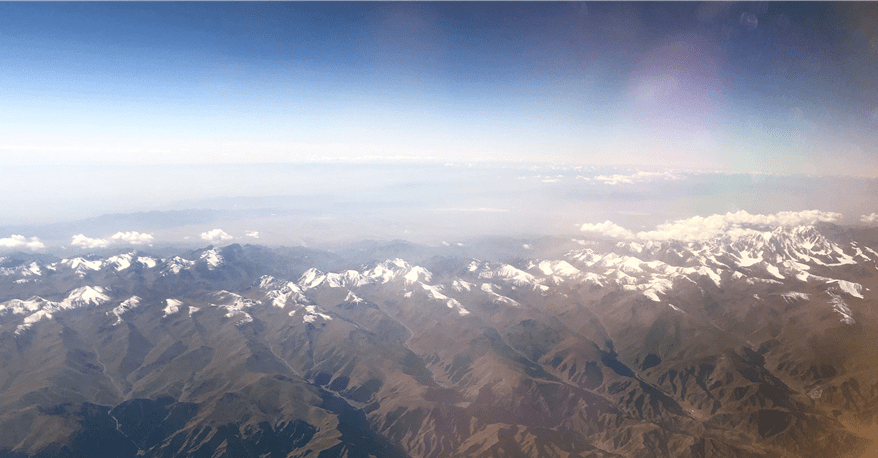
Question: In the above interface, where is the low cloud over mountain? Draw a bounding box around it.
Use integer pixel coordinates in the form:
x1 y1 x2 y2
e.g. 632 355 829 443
0 234 44 250
200 228 233 242
110 231 154 245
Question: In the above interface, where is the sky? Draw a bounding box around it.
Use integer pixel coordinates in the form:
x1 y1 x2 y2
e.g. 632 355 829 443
1 2 877 242
1 2 875 174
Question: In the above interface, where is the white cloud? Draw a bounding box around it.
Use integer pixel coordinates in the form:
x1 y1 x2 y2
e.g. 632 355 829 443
593 175 634 185
580 221 636 239
861 213 878 224
635 210 841 242
70 231 154 249
245 231 259 239
110 231 154 245
200 229 233 242
592 171 683 186
71 234 110 249
0 235 45 250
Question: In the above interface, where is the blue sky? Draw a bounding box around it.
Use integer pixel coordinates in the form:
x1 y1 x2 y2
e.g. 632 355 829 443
1 2 875 176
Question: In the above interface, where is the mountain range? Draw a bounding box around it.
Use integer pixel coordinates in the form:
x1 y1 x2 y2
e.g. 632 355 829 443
1 223 877 457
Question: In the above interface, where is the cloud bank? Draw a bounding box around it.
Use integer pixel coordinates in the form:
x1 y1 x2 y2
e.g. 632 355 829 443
71 231 155 249
580 171 684 186
581 210 842 242
861 213 878 224
0 235 45 251
201 229 233 242
245 231 260 239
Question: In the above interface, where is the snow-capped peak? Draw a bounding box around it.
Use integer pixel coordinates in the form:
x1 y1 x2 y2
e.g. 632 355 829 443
201 248 223 269
468 261 548 291
105 253 134 271
536 260 581 277
163 256 195 275
58 257 103 277
62 286 110 308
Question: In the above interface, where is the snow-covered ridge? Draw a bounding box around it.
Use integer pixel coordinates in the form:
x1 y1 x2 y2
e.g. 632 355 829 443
298 259 432 290
827 291 854 324
546 225 872 322
781 292 810 303
467 260 548 291
0 261 42 277
0 286 111 334
52 254 160 277
258 275 309 308
562 249 718 301
0 223 874 330
479 283 520 307
0 253 162 279
414 282 470 315
299 259 471 316
59 257 103 277
108 296 142 325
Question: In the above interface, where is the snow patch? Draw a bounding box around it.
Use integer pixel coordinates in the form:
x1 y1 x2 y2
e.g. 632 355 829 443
451 280 473 292
537 260 580 277
831 280 864 299
345 291 364 303
209 291 260 324
827 291 854 324
163 299 183 317
781 292 810 303
765 265 785 280
300 305 332 324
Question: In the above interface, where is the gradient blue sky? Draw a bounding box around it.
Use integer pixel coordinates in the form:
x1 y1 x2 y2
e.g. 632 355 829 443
1 2 876 175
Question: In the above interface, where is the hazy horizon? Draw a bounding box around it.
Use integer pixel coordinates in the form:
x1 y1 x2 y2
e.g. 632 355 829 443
2 162 878 252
